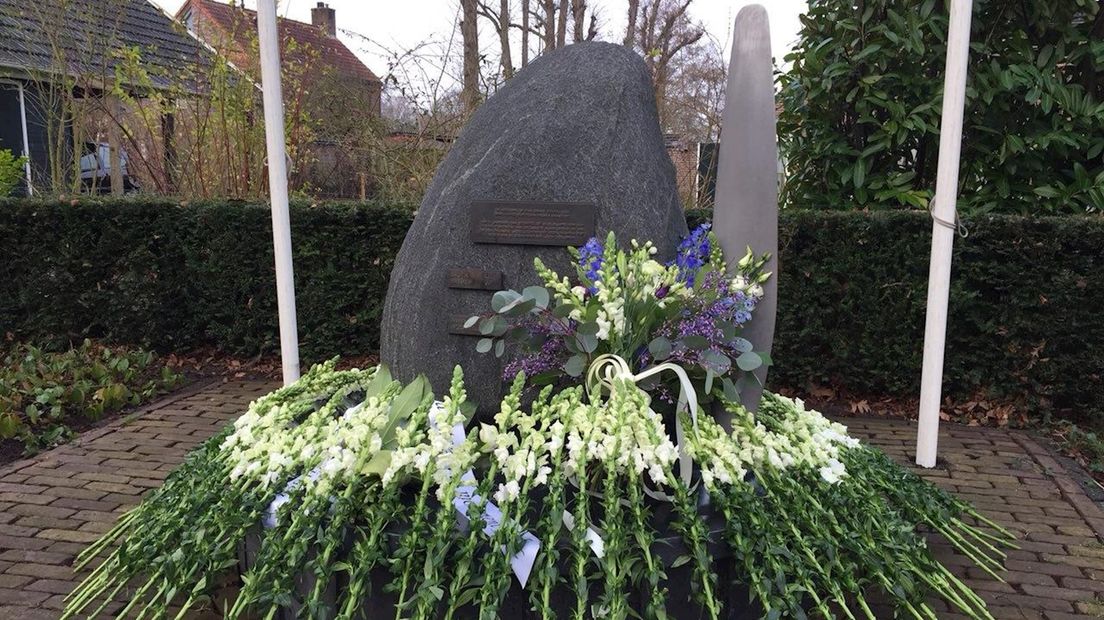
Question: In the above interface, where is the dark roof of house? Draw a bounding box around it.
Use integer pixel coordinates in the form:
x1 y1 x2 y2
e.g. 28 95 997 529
0 0 210 90
181 0 380 85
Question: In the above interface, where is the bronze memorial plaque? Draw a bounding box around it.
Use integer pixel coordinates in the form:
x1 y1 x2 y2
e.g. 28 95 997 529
470 201 596 246
447 268 505 291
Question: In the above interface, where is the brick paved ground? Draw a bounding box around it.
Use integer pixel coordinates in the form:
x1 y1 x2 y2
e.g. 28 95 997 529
0 381 1102 619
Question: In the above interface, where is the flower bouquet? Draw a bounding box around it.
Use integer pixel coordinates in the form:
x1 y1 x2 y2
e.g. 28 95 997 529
64 228 1016 620
467 225 771 409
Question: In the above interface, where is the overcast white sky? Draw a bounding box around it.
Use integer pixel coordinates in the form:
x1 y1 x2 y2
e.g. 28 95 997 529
151 0 807 94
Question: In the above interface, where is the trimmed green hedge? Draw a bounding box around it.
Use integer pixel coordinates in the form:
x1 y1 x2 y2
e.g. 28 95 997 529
2 199 1101 426
0 198 412 358
770 211 1103 428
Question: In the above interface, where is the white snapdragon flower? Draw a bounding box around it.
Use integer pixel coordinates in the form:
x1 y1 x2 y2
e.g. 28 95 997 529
641 259 664 277
648 464 666 486
595 312 612 341
820 458 847 484
494 480 520 504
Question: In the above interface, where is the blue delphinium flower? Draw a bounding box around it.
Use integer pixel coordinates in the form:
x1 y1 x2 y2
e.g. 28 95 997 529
671 223 712 286
578 237 604 292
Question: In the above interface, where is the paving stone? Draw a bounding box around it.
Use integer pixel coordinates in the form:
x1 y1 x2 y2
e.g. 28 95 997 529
0 534 52 551
0 492 54 506
7 503 76 520
0 573 33 588
6 562 76 580
35 528 102 543
25 578 79 595
49 497 121 512
0 588 51 607
1043 553 1104 571
0 548 74 565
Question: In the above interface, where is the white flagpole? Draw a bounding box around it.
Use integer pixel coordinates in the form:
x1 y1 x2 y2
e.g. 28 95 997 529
916 0 974 468
257 0 300 385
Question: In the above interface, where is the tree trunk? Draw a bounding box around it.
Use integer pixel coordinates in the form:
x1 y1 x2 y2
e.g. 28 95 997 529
557 0 568 48
498 0 514 78
461 0 481 113
161 109 176 194
542 0 555 50
624 0 640 47
572 0 585 42
522 0 530 66
108 96 124 195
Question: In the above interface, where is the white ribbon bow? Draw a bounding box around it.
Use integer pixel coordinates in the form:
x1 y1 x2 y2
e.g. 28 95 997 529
584 354 699 502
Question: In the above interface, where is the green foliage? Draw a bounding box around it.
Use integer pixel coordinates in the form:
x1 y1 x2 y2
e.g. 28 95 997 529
0 339 182 453
1 199 1101 427
1054 421 1104 475
0 149 27 197
769 210 1104 429
0 197 414 360
779 0 1104 214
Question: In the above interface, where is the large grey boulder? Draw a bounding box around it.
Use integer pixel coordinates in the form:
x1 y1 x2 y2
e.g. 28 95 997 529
380 41 687 409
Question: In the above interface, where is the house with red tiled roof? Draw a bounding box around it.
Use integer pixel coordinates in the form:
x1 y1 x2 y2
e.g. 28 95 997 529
177 0 382 196
178 0 380 99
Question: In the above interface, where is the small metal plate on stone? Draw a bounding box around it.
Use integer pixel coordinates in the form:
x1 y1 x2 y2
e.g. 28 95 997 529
447 268 504 291
448 315 482 337
470 201 596 246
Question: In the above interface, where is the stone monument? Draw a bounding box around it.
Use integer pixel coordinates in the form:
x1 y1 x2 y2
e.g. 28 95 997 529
380 41 688 409
713 5 779 414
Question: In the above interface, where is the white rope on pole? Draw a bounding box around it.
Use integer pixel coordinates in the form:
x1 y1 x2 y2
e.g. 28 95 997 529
916 0 974 468
257 0 300 385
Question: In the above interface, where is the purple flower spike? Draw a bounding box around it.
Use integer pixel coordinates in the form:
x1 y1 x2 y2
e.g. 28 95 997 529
670 223 712 286
578 237 604 292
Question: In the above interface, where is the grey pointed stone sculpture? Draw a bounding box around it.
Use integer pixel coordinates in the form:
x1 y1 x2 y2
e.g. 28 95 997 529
713 5 779 415
380 41 688 410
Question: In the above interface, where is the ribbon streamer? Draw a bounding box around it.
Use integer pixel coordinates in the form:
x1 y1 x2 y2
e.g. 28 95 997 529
585 354 700 502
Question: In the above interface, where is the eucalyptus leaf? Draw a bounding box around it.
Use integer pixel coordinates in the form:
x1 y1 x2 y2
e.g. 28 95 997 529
491 290 520 313
476 338 493 354
576 321 600 336
503 298 537 317
564 354 586 377
552 303 576 318
494 339 505 358
578 333 598 354
722 377 740 401
701 350 732 374
683 335 710 350
736 350 762 372
463 315 480 329
648 337 672 360
479 316 497 335
731 337 754 354
522 285 550 309
719 321 737 341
